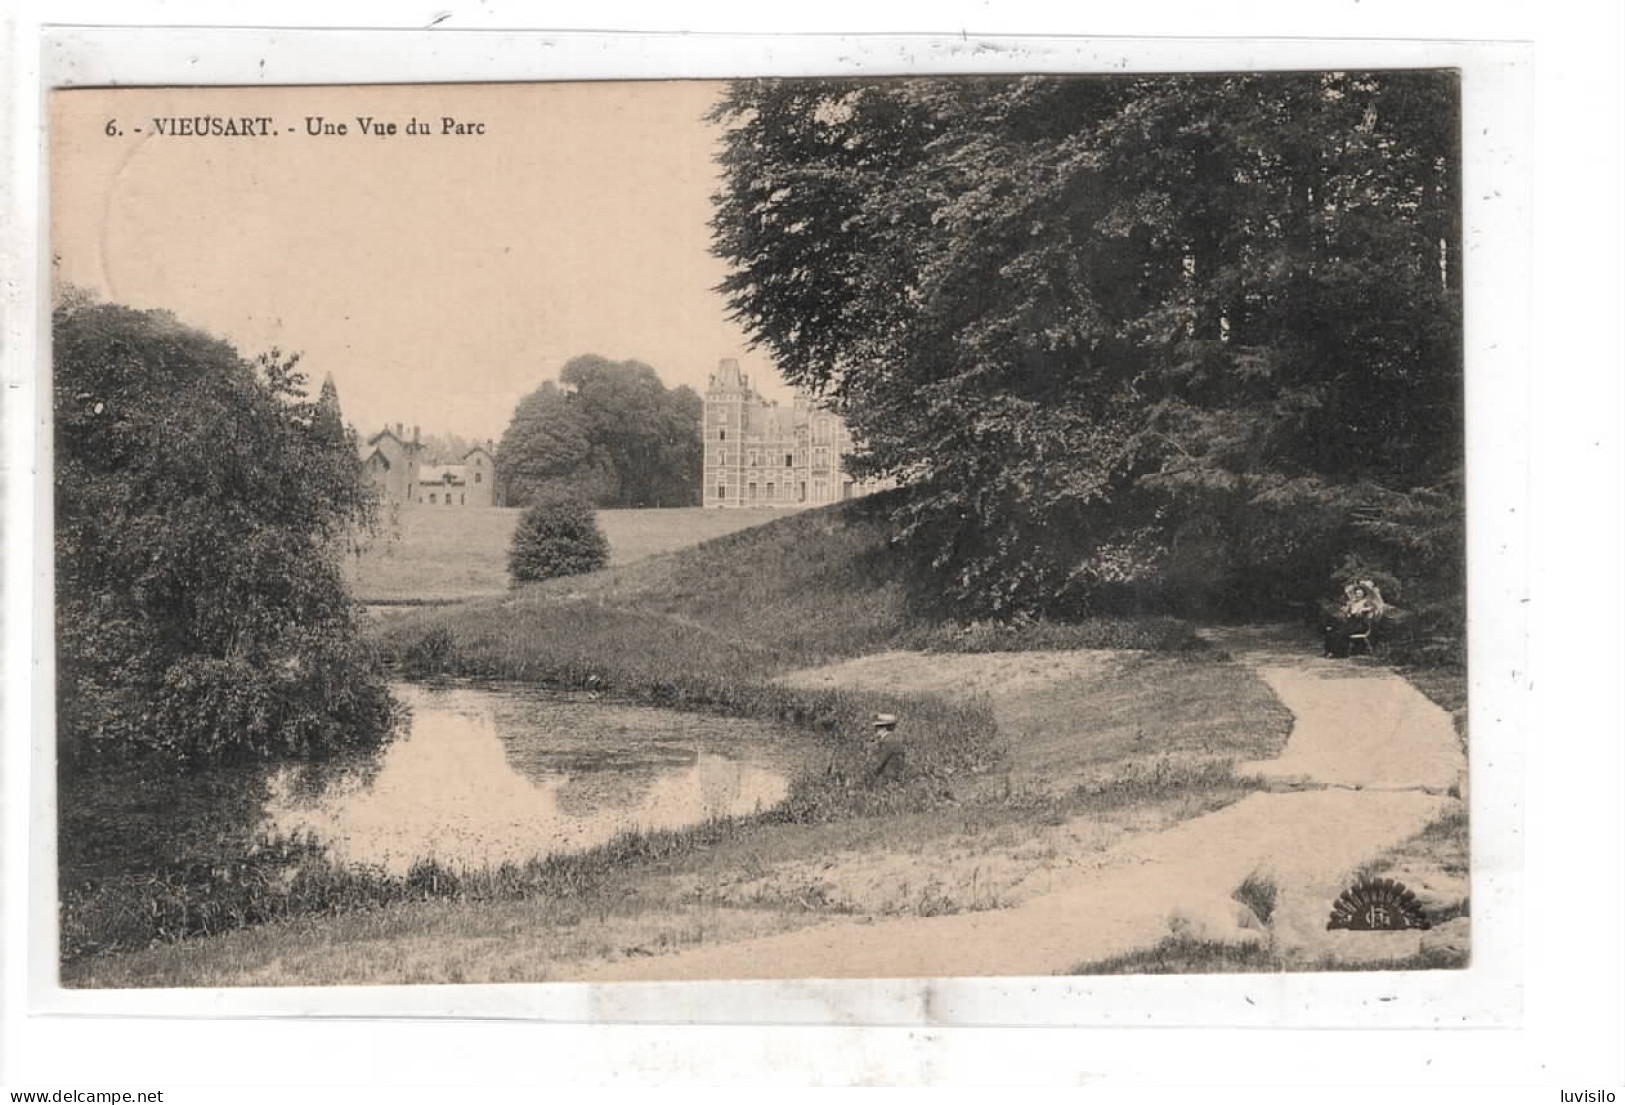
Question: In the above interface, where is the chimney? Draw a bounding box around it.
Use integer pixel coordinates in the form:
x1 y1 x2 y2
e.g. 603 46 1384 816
412 425 420 445
395 422 403 438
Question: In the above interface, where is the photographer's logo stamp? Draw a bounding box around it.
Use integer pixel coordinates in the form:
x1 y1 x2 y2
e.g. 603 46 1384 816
1326 875 1432 931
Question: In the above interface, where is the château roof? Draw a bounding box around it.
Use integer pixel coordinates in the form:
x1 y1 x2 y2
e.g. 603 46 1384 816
708 357 756 397
745 401 800 440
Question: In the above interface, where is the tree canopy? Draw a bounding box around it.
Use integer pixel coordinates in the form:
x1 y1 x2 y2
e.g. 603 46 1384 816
416 431 485 465
54 300 397 767
710 73 1463 627
497 355 703 509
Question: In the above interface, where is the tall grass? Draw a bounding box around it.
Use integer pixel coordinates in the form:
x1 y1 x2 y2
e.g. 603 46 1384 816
1069 935 1467 975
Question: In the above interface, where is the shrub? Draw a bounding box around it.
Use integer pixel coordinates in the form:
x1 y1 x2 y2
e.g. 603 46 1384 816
508 496 611 583
1232 869 1279 925
53 299 396 769
401 625 461 676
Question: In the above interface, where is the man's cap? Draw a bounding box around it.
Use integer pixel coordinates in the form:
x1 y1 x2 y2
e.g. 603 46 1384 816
872 713 898 728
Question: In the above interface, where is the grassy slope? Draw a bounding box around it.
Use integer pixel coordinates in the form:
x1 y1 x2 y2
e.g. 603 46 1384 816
383 495 1196 675
345 505 805 603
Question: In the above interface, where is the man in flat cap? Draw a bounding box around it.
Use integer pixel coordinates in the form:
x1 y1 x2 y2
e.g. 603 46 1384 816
871 713 906 780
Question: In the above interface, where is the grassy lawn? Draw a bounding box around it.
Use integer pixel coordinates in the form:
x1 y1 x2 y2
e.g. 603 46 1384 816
345 504 802 603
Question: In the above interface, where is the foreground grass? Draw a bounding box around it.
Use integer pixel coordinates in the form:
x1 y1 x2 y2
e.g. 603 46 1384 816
992 652 1290 789
1070 936 1467 975
67 796 1219 989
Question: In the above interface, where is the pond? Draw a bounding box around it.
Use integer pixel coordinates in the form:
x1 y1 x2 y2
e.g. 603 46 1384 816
262 682 796 875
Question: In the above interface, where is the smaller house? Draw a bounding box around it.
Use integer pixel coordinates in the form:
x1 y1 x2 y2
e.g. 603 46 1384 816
462 444 496 507
359 423 423 507
414 443 497 508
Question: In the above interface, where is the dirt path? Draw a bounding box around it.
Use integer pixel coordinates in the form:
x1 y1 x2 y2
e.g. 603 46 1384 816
581 629 1467 980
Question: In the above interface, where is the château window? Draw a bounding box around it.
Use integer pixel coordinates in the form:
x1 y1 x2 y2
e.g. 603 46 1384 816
717 485 725 500
720 429 727 441
429 493 437 505
475 471 482 483
785 454 793 467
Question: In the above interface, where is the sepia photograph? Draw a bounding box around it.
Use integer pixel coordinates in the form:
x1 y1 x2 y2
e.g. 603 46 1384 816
48 70 1471 992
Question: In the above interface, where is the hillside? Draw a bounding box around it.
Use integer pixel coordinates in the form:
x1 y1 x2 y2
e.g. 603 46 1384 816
345 504 805 604
520 492 915 665
379 492 1193 680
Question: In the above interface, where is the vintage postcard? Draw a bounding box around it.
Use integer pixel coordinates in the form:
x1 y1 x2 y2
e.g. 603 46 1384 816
46 67 1482 1004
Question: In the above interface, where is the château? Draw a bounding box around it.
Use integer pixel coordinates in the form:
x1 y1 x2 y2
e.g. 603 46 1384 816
703 358 887 509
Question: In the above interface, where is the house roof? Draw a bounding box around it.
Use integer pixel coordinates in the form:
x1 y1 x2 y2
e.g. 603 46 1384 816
418 464 468 486
366 427 426 452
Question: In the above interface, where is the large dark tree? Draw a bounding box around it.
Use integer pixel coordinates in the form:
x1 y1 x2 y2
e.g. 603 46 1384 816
496 380 608 506
498 355 704 508
711 73 1463 628
54 300 397 768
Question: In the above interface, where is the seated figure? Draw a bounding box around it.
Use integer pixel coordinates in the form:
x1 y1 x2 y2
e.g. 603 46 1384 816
871 713 906 780
1322 579 1387 658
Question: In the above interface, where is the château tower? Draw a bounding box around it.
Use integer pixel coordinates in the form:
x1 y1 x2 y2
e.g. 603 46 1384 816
702 358 885 509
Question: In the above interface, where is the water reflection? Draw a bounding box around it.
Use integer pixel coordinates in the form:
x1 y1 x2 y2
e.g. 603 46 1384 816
264 683 792 874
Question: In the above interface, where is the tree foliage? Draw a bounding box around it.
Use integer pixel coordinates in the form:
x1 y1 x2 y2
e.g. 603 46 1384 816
416 431 484 465
508 495 611 583
710 73 1463 626
497 355 703 509
54 301 397 768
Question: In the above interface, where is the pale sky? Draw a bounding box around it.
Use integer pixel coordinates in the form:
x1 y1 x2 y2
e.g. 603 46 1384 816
51 81 790 441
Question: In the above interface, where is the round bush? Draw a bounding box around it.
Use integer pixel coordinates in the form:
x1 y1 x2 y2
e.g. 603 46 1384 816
508 496 611 583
